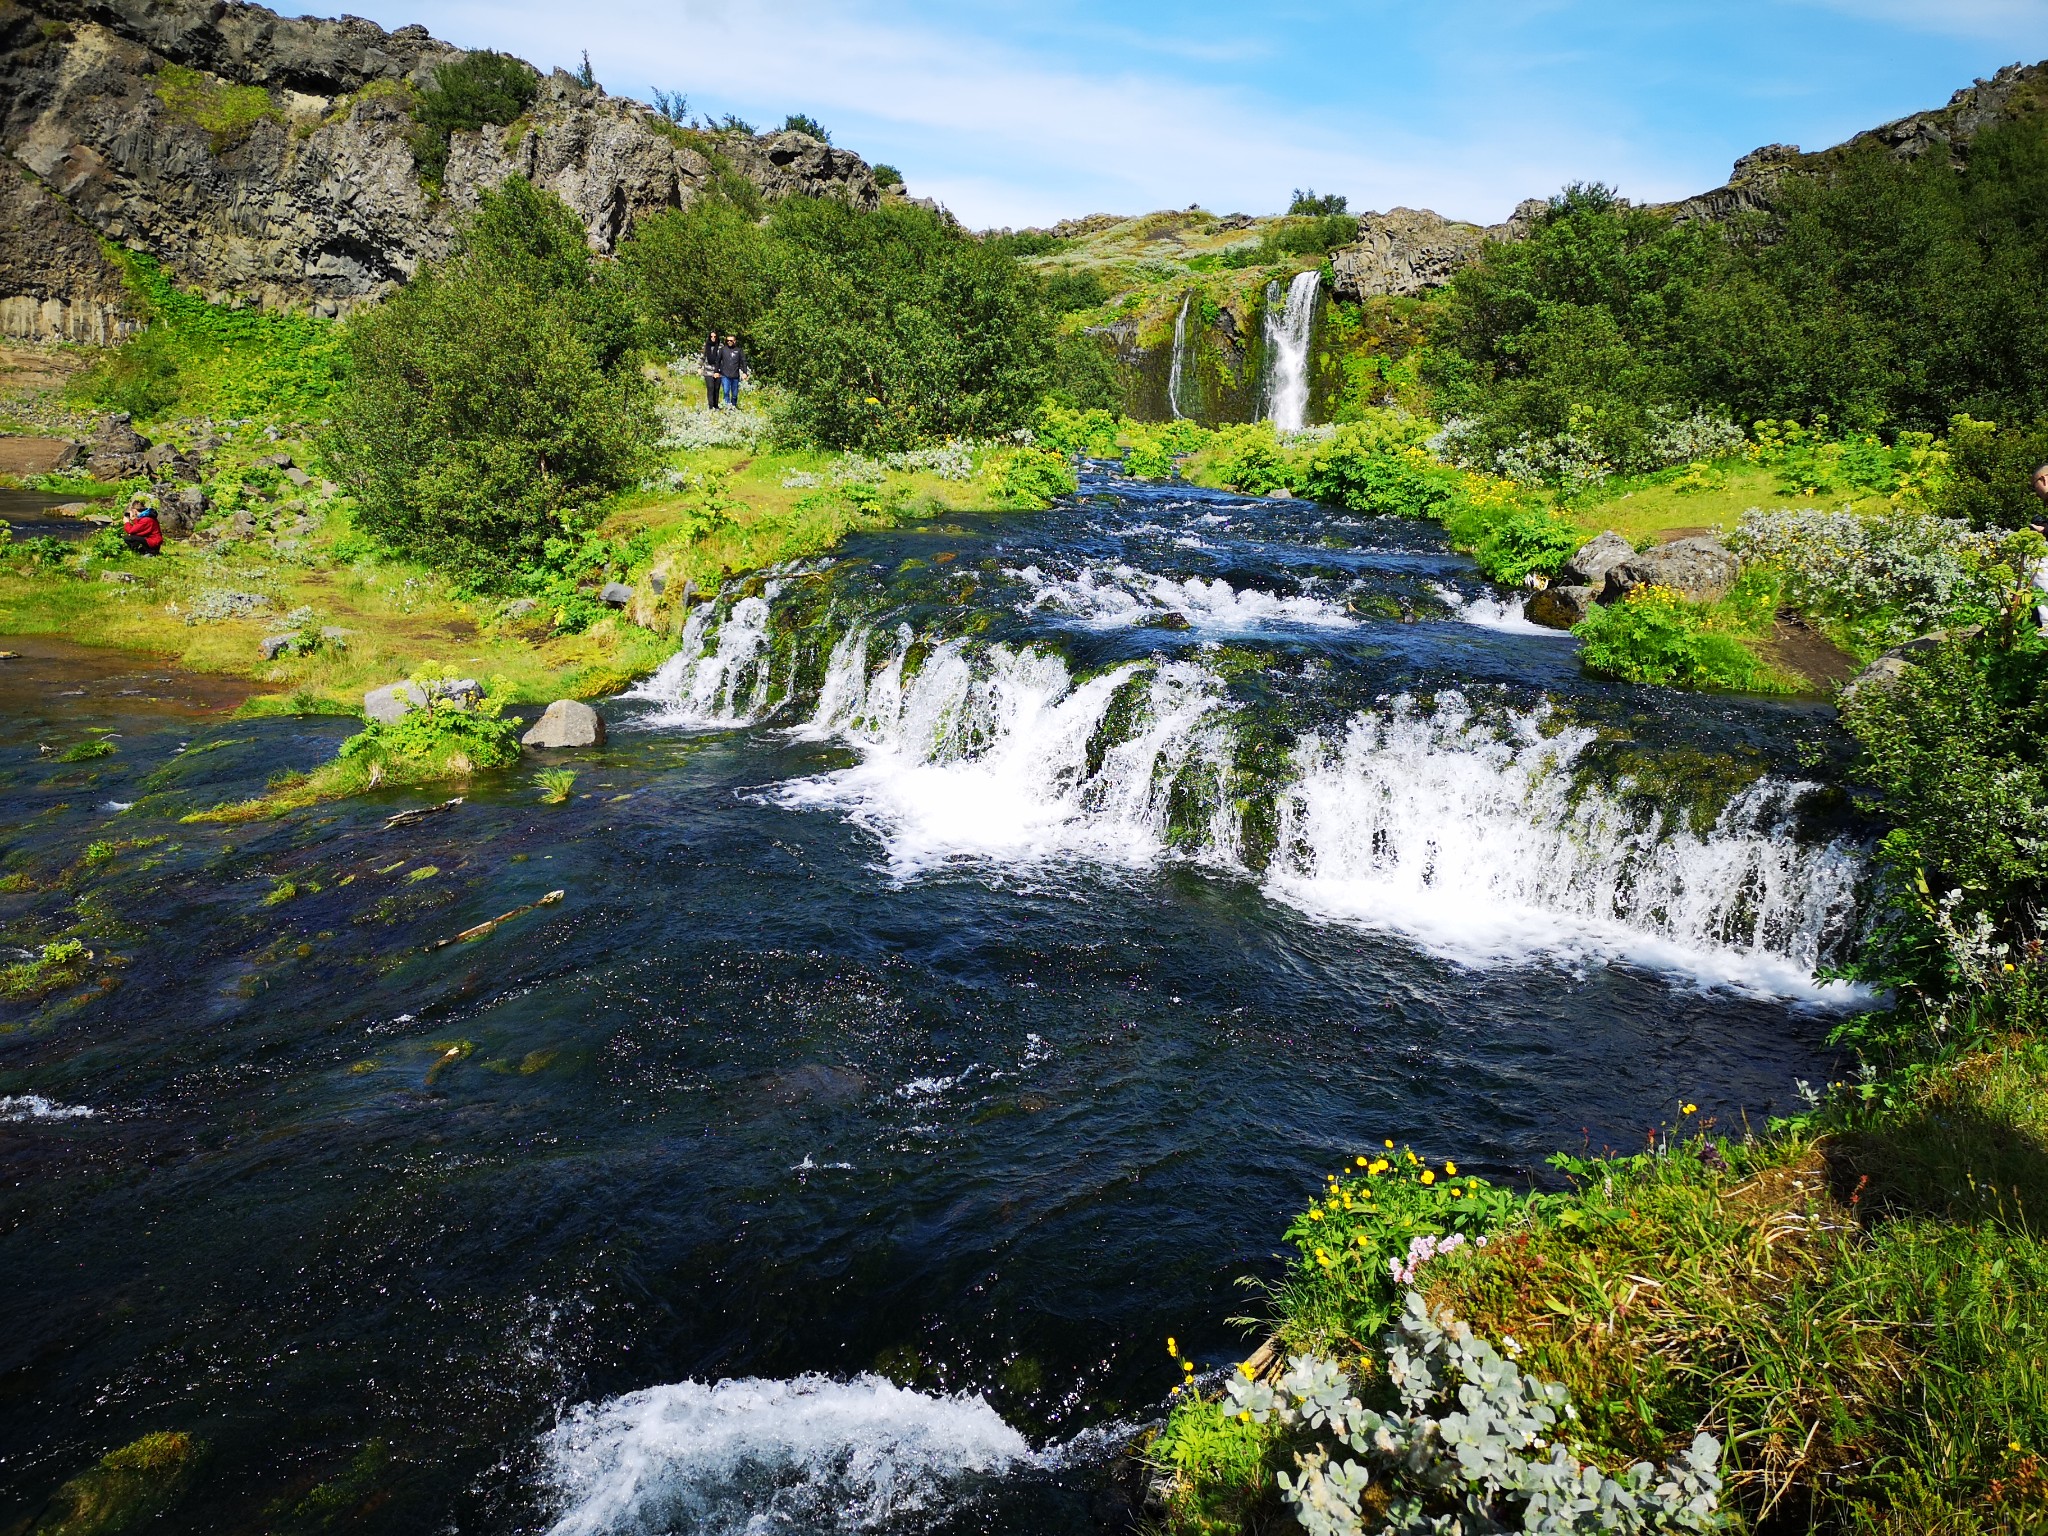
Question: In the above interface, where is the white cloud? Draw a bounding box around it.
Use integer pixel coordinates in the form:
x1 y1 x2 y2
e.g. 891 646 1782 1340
362 0 1682 226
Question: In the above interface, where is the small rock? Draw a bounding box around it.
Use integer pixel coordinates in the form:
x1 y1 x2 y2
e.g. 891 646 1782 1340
1559 531 1634 590
1267 487 1294 499
649 572 666 595
282 467 312 488
521 699 606 749
1605 537 1740 605
255 452 295 470
598 582 634 606
223 510 259 541
317 480 340 498
100 570 137 584
502 597 541 619
363 677 481 723
1525 584 1595 629
319 626 349 649
260 634 296 660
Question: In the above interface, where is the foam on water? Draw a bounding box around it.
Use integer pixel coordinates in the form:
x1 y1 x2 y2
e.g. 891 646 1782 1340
1010 563 1353 632
540 1373 1032 1536
1261 694 1865 1001
628 589 780 726
0 1095 95 1121
1429 583 1566 637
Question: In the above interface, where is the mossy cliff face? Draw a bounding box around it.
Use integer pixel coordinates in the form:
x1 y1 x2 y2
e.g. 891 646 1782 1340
0 0 881 340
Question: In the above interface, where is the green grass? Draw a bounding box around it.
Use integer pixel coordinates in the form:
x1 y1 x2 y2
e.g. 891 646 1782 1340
1153 1028 2048 1535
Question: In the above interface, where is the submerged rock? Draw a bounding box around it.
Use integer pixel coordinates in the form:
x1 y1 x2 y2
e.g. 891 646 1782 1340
1525 583 1595 629
522 700 605 749
1605 537 1740 604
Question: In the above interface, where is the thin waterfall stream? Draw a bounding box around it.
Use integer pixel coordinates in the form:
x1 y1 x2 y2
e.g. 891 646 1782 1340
0 468 1860 1536
1262 269 1321 431
1167 293 1193 420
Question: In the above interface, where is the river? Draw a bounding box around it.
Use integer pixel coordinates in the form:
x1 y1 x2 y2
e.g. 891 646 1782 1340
0 468 1858 1533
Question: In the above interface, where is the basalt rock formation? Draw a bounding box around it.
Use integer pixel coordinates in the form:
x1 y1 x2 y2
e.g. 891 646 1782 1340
1328 59 2048 301
0 0 881 343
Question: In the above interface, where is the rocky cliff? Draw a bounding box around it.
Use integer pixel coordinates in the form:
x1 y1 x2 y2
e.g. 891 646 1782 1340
1329 58 2048 302
0 0 881 343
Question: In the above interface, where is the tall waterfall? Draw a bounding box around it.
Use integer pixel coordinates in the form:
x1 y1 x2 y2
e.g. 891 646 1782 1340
629 603 1866 1000
1167 294 1193 421
1262 269 1321 431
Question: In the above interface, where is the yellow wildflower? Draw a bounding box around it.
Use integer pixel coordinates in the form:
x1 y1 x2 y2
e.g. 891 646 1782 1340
1167 1337 1178 1357
1444 1161 1458 1176
1421 1170 1435 1185
1384 1139 1395 1149
1682 1103 1698 1115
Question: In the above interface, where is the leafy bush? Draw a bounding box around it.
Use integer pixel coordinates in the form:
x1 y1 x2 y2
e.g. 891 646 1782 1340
1299 424 1460 519
1936 413 2048 528
1728 506 2038 651
780 113 829 142
755 198 1053 450
1839 633 2048 987
1573 586 1776 691
1276 1145 1527 1344
64 251 342 423
1289 189 1349 217
1031 404 1121 458
872 163 903 189
408 51 539 189
337 673 522 779
1122 419 1214 478
993 447 1077 508
1221 1295 1724 1536
330 177 657 587
1208 422 1297 495
1041 267 1108 313
623 187 776 352
1445 498 1583 584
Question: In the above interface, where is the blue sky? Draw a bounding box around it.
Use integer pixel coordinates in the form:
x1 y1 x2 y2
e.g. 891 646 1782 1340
341 0 2048 228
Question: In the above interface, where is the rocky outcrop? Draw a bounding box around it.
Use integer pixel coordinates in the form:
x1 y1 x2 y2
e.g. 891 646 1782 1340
1558 532 1635 591
1525 584 1594 630
0 0 881 339
1604 537 1741 605
1327 200 1545 302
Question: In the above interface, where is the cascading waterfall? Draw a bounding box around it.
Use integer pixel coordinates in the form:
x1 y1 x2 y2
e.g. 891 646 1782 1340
1167 293 1193 421
631 591 1866 998
1262 269 1321 431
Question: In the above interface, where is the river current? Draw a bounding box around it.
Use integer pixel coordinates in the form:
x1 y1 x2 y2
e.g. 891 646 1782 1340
1 470 1858 1533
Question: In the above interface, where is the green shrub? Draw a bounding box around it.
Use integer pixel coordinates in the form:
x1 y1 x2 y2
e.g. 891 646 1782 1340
1839 632 2048 988
1573 585 1776 691
1274 1144 1528 1347
1935 413 2048 528
1207 422 1295 495
755 198 1052 450
1299 432 1459 519
1041 267 1107 313
872 163 903 189
1443 498 1581 584
1031 403 1121 458
408 51 538 189
993 447 1077 508
337 673 522 781
780 113 830 143
63 251 342 424
621 189 775 352
330 177 657 587
1288 189 1348 217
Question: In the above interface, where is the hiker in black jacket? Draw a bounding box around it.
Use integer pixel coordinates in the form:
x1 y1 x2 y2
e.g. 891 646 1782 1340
700 330 721 410
718 334 746 409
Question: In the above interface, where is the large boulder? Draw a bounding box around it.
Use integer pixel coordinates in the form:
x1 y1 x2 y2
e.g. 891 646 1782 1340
521 699 605 749
1604 537 1741 604
1524 584 1596 630
85 413 151 480
597 582 634 606
1559 532 1635 591
363 677 481 723
1838 627 1980 703
158 486 208 537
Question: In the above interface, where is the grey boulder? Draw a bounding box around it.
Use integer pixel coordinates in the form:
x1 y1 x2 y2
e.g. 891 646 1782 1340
159 487 208 536
522 699 606 749
260 634 296 660
1605 537 1741 604
363 677 481 724
1524 584 1596 630
1559 531 1635 590
502 597 541 619
598 582 634 606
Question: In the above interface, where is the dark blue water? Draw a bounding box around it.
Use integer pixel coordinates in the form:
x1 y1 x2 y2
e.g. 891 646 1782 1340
0 477 1849 1534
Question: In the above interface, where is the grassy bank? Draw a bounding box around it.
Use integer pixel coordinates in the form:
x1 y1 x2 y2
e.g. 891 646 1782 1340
0 409 1041 718
1148 985 2048 1534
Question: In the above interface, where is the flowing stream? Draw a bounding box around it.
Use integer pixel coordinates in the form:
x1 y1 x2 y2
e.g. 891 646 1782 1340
1262 270 1321 431
0 470 1861 1535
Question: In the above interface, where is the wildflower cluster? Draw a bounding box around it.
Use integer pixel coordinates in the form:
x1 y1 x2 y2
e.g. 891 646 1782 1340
1728 507 2039 647
1281 1143 1526 1342
658 400 773 450
1223 1293 1723 1536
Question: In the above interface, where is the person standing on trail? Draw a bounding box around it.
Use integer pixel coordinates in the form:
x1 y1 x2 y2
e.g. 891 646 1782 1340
2029 462 2048 627
700 330 722 411
718 333 746 410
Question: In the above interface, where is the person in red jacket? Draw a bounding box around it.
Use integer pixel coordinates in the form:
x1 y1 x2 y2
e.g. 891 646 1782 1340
121 498 163 555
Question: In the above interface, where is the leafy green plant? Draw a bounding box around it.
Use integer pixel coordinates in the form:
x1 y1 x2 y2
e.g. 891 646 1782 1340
1276 1145 1529 1347
780 113 830 142
407 51 538 190
153 63 277 149
872 163 903 189
56 739 116 763
993 447 1077 508
537 767 579 804
1222 1296 1723 1535
331 177 657 587
1289 189 1349 217
336 671 522 781
1573 586 1777 692
1 938 89 999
